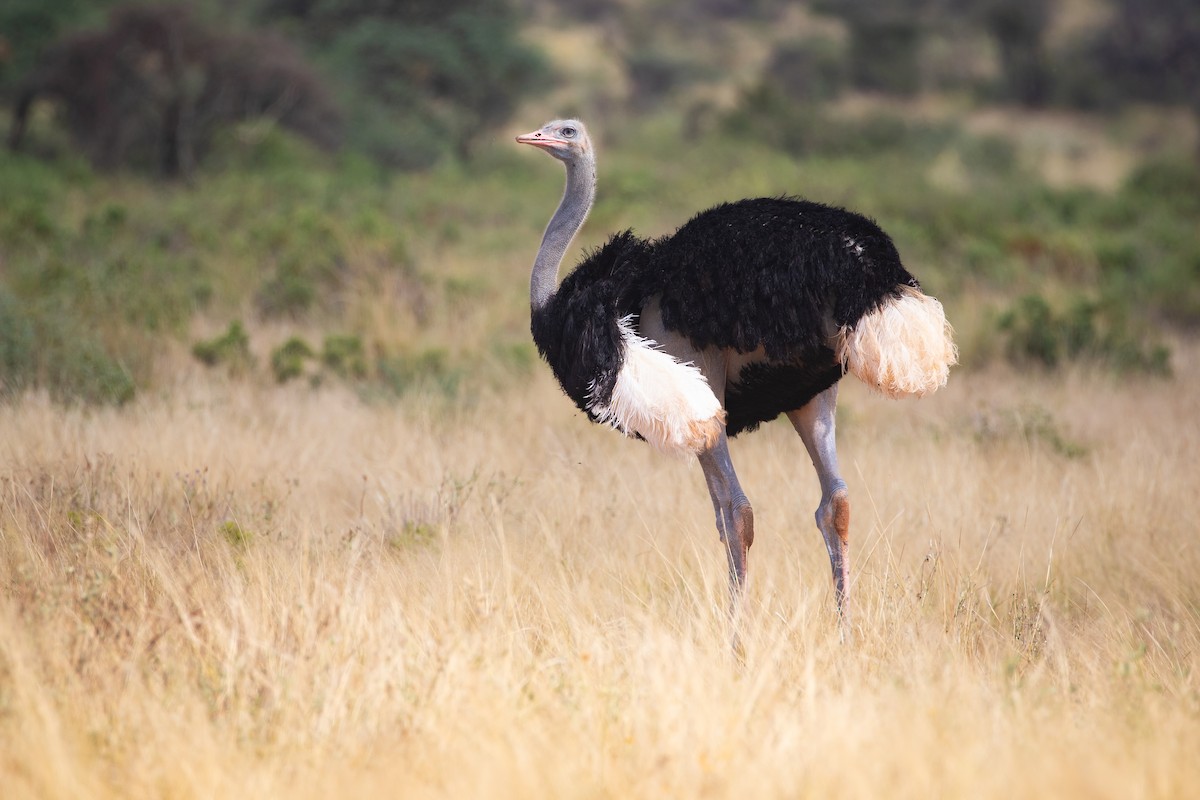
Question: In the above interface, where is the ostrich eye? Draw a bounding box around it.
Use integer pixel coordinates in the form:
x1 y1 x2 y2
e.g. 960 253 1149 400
561 127 576 138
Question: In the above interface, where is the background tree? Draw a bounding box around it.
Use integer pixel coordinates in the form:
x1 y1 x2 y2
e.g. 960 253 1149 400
1082 0 1200 155
981 0 1050 106
260 0 547 167
5 0 545 172
8 4 341 175
812 0 931 97
0 0 118 97
762 37 847 105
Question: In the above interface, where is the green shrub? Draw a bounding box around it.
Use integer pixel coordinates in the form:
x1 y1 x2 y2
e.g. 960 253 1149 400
972 403 1087 459
253 207 346 318
322 335 368 380
270 337 316 383
1150 248 1200 326
763 37 848 104
959 135 1018 176
1121 158 1200 216
377 348 461 397
309 4 547 165
1094 236 1139 277
489 340 537 374
999 294 1060 367
722 89 954 159
1087 164 1200 325
625 49 711 110
257 260 319 317
0 199 61 245
219 520 254 549
0 287 35 396
846 20 922 96
45 334 136 406
340 104 446 171
3 290 137 405
998 293 1170 375
192 322 253 372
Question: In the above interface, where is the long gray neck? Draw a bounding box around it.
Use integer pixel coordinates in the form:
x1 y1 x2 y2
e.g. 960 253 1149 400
531 154 595 311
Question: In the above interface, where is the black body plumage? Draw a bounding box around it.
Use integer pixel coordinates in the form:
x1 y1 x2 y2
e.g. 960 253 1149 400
530 231 642 423
530 197 921 436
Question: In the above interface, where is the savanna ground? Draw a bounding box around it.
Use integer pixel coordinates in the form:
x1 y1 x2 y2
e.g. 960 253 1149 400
3 337 1198 797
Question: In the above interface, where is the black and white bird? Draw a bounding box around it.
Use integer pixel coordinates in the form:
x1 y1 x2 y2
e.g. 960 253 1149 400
517 119 956 620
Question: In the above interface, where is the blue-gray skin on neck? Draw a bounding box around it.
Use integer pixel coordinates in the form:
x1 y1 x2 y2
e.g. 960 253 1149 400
531 154 596 311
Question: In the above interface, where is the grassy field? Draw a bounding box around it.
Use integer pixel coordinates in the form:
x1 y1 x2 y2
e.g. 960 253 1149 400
2 54 1198 792
3 0 1199 792
3 332 1198 797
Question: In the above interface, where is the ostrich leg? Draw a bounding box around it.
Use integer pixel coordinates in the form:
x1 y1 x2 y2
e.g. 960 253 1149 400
786 384 851 625
698 434 755 600
636 302 754 599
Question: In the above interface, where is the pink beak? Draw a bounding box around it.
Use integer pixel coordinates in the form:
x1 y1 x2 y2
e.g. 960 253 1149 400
516 130 566 150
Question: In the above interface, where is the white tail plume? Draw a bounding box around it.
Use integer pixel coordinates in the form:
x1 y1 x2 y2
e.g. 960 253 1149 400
834 285 957 399
590 318 725 456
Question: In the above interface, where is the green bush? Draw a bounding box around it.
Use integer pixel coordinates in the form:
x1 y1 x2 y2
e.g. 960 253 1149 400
0 287 36 396
1 276 136 408
723 88 954 159
253 206 346 318
763 37 848 104
219 520 254 549
39 325 136 406
270 337 316 383
60 349 135 404
322 335 368 380
1121 158 1200 216
959 135 1018 176
972 403 1087 459
625 49 711 110
847 20 922 96
1082 161 1200 325
377 348 461 397
998 293 1170 375
0 198 61 246
307 2 547 165
192 321 253 373
257 260 319 317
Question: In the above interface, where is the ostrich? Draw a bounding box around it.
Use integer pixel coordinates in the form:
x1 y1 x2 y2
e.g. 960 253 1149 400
517 119 955 621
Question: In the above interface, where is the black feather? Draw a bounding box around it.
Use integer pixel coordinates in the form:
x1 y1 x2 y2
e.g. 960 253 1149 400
724 358 845 436
531 197 919 436
646 198 918 360
530 230 648 417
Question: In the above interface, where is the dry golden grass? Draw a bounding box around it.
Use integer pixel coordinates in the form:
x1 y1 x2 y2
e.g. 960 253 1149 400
2 345 1199 798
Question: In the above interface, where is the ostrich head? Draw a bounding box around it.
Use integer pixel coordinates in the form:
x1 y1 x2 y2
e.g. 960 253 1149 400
516 119 592 163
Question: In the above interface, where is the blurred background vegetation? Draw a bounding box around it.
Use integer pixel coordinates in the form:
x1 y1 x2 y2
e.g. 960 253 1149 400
0 0 1197 404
